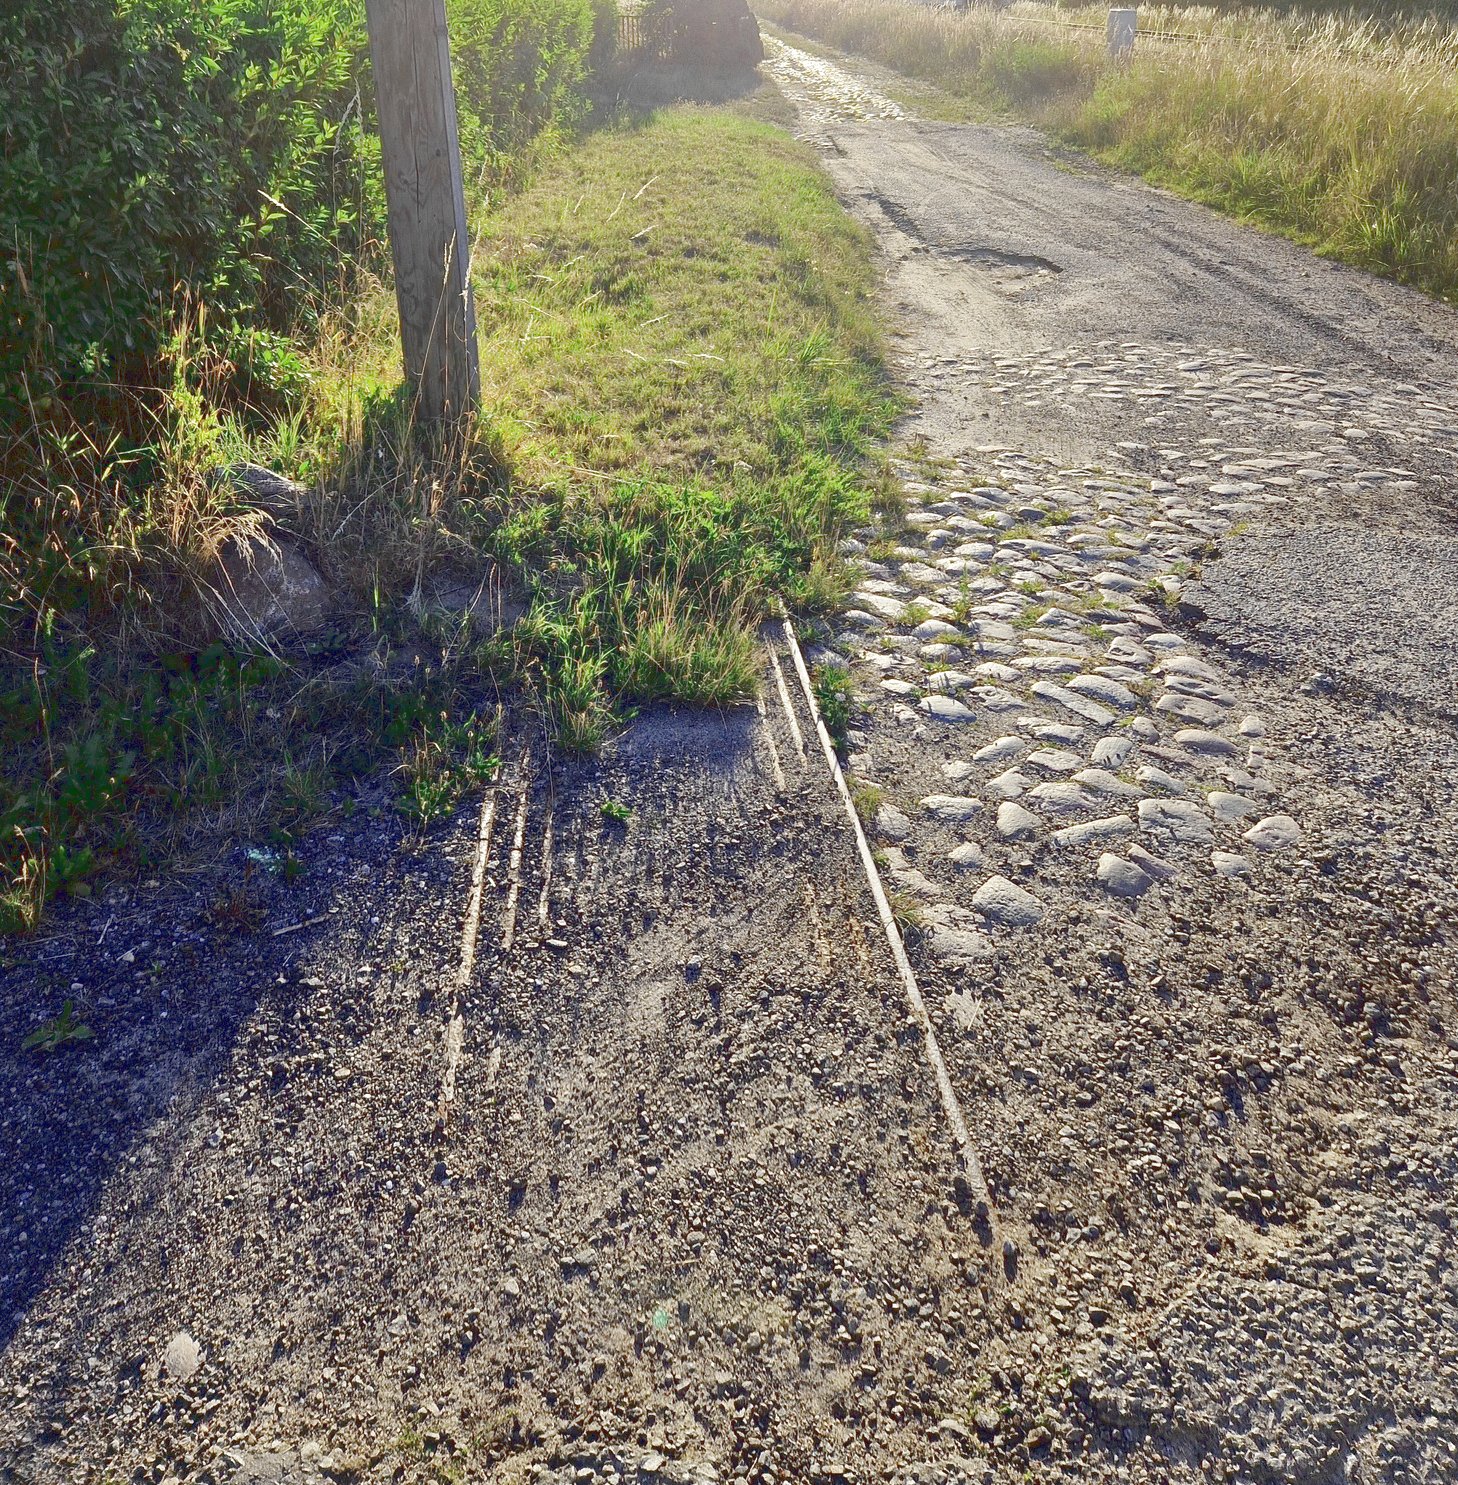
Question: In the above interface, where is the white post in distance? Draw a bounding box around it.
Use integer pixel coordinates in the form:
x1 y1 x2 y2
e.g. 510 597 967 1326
1107 7 1137 61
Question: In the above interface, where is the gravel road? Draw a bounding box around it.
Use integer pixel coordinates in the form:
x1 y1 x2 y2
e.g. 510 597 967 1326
3 38 1458 1485
768 32 1458 1485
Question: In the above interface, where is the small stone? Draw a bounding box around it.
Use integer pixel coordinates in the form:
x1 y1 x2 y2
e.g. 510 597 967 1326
921 794 981 822
1127 843 1177 880
1067 674 1138 709
971 685 1024 712
1138 797 1213 843
948 842 985 869
1106 636 1152 663
163 1331 202 1382
985 768 1032 800
928 927 995 964
1091 735 1134 768
1155 692 1226 726
1211 850 1251 877
1053 815 1135 848
970 619 1018 642
841 609 886 632
1208 790 1255 823
1097 853 1153 898
880 678 919 697
853 591 909 623
972 876 1045 928
876 804 912 841
914 619 962 641
973 735 1027 764
920 695 975 723
1175 728 1237 756
997 802 1039 839
1244 814 1301 850
1093 571 1143 593
1239 713 1266 738
1135 764 1186 795
1018 718 1084 745
1031 680 1116 725
1027 781 1097 814
1072 767 1141 798
211 532 330 639
1025 747 1083 774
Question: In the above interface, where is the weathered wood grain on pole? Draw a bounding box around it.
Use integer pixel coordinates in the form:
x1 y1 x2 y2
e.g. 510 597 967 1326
364 0 480 423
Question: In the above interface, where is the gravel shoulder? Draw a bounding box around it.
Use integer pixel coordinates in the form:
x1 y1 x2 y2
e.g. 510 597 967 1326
768 33 1458 1485
0 681 1007 1484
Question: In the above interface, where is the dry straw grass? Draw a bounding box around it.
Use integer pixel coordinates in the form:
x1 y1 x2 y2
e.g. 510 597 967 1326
760 0 1458 300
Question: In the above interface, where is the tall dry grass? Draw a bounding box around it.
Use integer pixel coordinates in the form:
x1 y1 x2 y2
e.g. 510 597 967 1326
759 0 1458 300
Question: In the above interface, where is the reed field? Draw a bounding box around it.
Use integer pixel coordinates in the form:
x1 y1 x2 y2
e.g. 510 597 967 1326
758 0 1458 302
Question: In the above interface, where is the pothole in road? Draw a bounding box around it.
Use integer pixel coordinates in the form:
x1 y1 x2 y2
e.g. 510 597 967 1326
942 244 1063 277
868 190 1063 277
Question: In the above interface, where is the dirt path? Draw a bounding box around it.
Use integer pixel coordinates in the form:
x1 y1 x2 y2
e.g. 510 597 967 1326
0 636 1015 1485
766 33 1458 1485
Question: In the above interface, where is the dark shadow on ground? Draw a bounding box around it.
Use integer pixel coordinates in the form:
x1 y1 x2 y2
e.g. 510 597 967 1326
0 807 410 1356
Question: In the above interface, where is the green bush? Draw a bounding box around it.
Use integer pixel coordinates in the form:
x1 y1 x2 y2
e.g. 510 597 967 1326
448 0 600 198
0 0 608 934
0 0 605 424
0 0 378 421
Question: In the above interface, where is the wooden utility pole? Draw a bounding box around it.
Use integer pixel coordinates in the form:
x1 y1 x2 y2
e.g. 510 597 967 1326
364 0 480 424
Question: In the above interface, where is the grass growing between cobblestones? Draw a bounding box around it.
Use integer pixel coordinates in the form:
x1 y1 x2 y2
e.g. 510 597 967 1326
758 0 1458 302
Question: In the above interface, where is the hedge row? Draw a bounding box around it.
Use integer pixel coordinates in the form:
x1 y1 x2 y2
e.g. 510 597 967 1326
0 0 604 423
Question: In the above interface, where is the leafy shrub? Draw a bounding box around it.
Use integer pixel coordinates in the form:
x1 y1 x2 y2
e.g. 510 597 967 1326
0 0 604 424
0 0 607 934
0 0 379 423
448 0 599 198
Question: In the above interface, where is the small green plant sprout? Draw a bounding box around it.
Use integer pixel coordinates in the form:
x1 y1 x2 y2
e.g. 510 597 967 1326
887 888 924 940
849 778 884 822
23 1001 93 1054
600 798 632 823
812 664 853 751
